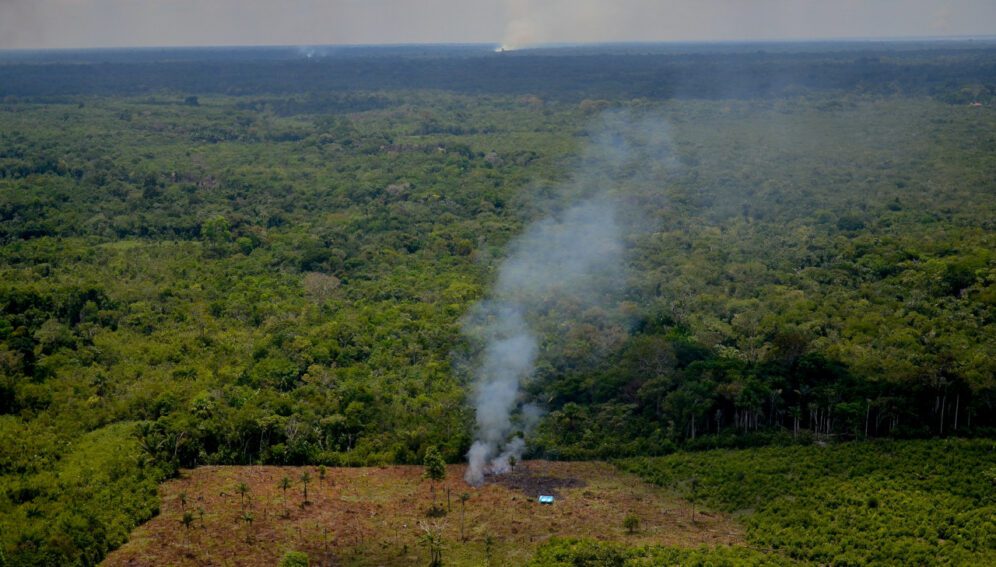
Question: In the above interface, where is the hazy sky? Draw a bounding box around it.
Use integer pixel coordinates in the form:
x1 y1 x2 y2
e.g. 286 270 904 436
2 0 995 50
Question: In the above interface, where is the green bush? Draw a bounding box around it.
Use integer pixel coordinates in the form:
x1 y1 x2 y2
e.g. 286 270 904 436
279 550 309 567
622 514 639 534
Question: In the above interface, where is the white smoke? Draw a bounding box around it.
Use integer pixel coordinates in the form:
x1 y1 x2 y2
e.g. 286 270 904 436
463 110 673 485
496 0 538 51
496 0 619 51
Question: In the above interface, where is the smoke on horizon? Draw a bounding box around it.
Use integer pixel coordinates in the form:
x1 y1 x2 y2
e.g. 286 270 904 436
4 1 991 50
462 109 674 485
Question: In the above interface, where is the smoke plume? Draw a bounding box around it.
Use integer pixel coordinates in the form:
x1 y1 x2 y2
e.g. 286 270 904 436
463 110 673 485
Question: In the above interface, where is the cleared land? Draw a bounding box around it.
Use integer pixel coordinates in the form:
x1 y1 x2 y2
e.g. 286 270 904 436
102 460 742 566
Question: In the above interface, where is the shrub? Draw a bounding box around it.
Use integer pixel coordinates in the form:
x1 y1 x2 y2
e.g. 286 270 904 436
623 513 639 534
279 550 308 567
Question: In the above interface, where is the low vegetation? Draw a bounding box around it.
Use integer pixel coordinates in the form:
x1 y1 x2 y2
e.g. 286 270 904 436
0 421 168 565
612 439 996 566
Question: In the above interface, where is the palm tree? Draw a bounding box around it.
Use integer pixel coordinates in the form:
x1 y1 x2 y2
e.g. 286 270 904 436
181 511 195 546
300 471 312 505
236 482 249 511
279 476 292 517
242 511 254 544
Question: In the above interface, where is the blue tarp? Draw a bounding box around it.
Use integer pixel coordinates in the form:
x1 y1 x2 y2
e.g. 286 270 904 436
538 495 554 504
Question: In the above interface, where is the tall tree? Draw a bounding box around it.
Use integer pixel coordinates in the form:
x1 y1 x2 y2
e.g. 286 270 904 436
423 446 446 510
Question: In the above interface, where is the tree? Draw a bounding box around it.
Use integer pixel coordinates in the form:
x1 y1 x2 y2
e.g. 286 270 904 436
423 447 446 512
318 465 327 490
279 476 292 517
236 482 250 511
688 477 700 522
623 513 639 534
201 215 231 256
300 471 311 505
181 511 195 546
418 520 445 567
304 272 341 304
242 512 254 544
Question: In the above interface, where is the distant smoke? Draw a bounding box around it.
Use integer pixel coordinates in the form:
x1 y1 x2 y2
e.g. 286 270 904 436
463 110 673 485
495 0 620 51
497 0 541 51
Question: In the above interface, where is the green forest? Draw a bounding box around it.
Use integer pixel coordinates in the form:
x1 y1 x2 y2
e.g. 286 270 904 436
0 45 994 565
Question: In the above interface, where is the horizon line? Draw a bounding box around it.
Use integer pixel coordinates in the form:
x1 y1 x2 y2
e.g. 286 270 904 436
3 35 996 54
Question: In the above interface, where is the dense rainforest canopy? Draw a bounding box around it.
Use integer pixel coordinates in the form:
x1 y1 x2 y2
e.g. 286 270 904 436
0 43 994 565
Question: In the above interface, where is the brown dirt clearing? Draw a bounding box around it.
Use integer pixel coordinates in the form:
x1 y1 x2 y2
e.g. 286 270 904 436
102 460 743 566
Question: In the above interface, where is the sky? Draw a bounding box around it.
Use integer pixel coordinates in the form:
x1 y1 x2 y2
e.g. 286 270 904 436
1 0 995 50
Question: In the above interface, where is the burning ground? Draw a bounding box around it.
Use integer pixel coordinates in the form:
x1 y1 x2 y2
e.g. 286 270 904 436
102 461 742 566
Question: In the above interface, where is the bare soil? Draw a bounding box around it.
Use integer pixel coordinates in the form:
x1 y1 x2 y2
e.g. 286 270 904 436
102 460 743 566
